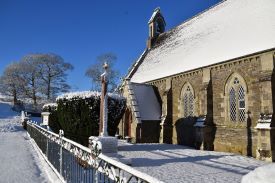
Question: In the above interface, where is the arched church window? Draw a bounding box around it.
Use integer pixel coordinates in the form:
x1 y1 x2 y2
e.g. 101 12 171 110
227 75 247 122
181 84 194 117
229 87 236 121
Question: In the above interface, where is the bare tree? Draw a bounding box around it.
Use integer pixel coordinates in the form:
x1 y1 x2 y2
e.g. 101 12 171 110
85 53 120 91
35 53 73 100
0 62 25 104
0 53 73 109
19 55 41 106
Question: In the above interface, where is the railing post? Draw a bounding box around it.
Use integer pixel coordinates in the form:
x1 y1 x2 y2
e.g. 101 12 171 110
46 126 49 158
89 138 102 183
95 162 99 183
28 122 163 183
59 130 64 175
21 111 29 130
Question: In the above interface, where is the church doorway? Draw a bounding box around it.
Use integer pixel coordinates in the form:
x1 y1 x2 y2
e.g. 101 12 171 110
123 108 132 138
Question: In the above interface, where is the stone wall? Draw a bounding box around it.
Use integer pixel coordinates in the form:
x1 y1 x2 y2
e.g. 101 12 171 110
119 49 275 160
210 54 262 156
214 126 257 157
146 49 275 158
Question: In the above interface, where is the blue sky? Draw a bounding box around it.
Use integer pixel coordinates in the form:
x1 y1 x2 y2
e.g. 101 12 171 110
0 0 220 91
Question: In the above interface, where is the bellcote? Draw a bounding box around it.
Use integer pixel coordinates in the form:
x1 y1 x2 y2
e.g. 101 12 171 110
147 7 166 49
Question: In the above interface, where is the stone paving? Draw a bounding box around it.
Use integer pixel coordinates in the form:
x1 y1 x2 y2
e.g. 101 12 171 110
117 142 267 183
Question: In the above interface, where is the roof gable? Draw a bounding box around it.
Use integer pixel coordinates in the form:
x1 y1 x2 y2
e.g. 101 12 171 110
131 0 275 83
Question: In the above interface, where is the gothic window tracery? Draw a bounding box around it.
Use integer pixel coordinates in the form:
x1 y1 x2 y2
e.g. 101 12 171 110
227 75 247 122
181 84 195 118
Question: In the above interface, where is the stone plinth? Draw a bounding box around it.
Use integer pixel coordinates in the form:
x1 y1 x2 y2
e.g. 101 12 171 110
255 114 274 162
89 136 118 154
194 116 206 150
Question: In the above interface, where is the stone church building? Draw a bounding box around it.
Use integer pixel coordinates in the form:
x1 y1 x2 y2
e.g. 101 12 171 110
118 0 275 161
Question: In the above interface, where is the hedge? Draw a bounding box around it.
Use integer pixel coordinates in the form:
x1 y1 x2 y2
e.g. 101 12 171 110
47 91 126 145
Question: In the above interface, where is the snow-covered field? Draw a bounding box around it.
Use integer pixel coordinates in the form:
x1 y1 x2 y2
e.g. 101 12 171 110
0 98 60 183
117 142 269 183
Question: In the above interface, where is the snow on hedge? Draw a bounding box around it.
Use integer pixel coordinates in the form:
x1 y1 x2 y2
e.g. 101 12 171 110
242 163 275 183
56 91 124 101
42 103 58 109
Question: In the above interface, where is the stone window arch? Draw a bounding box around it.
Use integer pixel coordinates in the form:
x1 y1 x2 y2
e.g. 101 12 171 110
180 83 195 118
225 73 247 122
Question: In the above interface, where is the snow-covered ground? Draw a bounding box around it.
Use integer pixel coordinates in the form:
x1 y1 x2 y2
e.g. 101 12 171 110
242 163 275 183
0 100 17 119
0 98 60 183
117 142 268 183
1 94 271 183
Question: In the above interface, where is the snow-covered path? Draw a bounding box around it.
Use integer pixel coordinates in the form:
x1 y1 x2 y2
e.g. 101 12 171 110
0 101 58 183
118 142 267 183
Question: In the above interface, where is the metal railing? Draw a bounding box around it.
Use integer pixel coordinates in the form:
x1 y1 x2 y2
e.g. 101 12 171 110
26 122 163 183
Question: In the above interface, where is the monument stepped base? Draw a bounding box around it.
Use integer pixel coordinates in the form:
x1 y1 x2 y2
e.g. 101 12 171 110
89 136 118 154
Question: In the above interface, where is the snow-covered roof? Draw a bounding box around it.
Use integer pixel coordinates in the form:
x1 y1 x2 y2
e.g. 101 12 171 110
131 0 275 83
131 83 161 121
126 49 148 79
148 7 160 23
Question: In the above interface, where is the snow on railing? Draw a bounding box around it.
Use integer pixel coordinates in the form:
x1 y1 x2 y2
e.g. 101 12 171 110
26 121 163 183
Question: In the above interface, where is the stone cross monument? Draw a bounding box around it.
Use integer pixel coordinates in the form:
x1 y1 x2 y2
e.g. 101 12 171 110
89 62 118 154
100 62 108 136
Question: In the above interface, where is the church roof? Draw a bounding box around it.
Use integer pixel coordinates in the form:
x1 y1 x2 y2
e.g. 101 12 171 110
130 83 161 121
130 0 275 83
